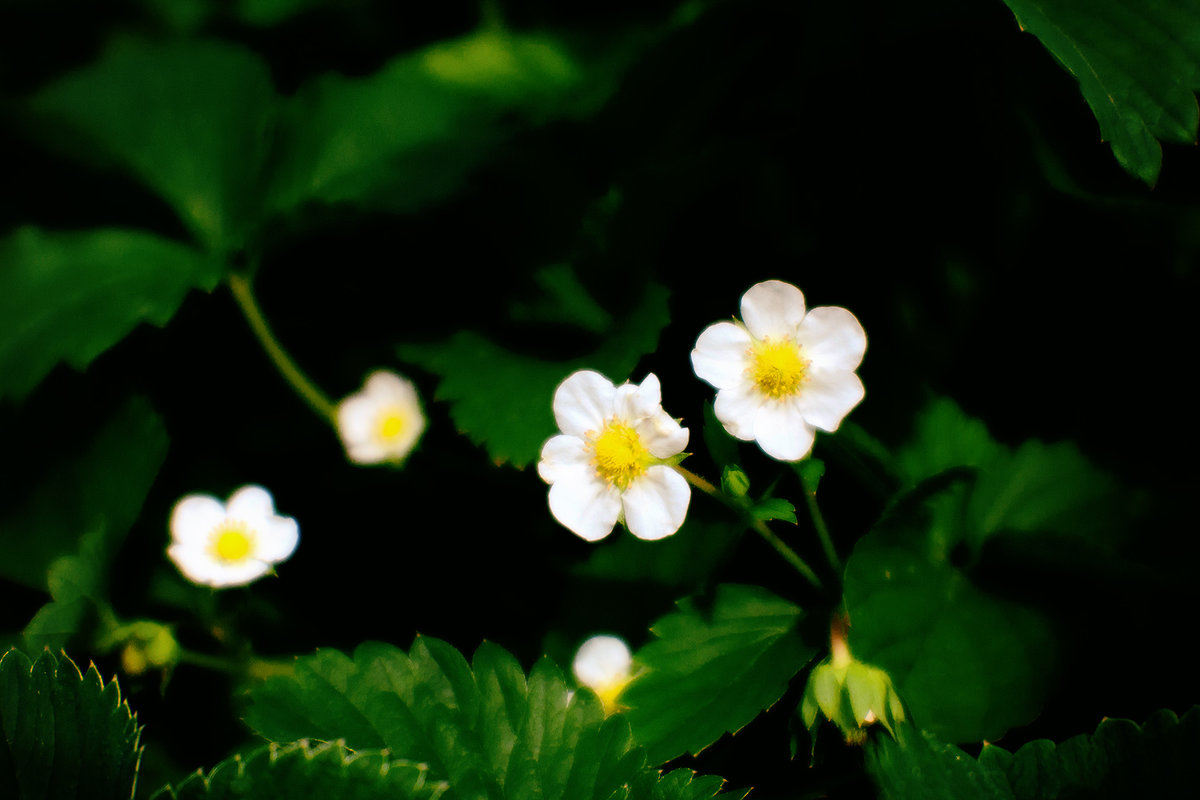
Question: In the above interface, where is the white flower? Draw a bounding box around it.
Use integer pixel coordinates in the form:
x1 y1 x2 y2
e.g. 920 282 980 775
337 370 426 465
167 485 299 588
572 634 633 714
537 370 690 542
691 280 866 461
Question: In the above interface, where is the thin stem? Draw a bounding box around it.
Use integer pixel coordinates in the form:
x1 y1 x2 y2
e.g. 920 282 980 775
177 649 294 680
674 465 824 593
228 272 337 425
804 486 843 576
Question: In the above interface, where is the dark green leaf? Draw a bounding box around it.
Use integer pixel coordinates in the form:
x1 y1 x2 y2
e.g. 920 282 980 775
0 228 223 402
31 41 275 252
617 768 747 800
397 282 670 468
0 396 168 590
621 584 817 764
0 649 142 800
751 498 796 525
151 739 448 799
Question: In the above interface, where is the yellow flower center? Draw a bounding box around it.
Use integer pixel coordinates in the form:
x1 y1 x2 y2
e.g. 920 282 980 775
376 408 407 441
212 523 254 563
750 337 809 399
590 421 652 490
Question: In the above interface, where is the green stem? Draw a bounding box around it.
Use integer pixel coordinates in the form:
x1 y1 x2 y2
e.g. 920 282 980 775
675 466 824 593
228 272 337 425
804 485 843 577
177 649 293 680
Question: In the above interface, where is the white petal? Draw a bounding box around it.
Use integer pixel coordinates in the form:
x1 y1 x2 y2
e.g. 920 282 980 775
635 412 689 459
168 544 272 588
364 370 418 403
538 434 591 484
613 373 662 421
740 280 807 340
337 394 378 447
254 517 299 563
753 399 817 461
346 439 391 464
226 485 276 522
713 384 765 441
573 635 632 689
691 322 752 390
622 465 690 541
170 495 226 547
548 467 622 541
553 370 615 437
796 368 865 432
795 306 867 371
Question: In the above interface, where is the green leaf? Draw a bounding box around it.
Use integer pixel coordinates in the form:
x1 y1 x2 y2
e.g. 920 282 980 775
151 739 448 799
842 486 1056 743
0 396 168 590
0 227 223 402
22 528 107 653
617 769 747 800
244 637 646 799
1002 0 1200 186
31 40 276 252
867 707 1200 800
265 26 604 216
751 498 796 525
621 584 818 765
0 649 142 800
397 281 670 468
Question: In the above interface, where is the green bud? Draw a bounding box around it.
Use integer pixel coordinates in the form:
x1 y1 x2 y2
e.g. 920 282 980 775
721 465 751 497
800 654 905 745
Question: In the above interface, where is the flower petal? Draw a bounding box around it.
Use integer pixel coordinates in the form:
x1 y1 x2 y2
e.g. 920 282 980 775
170 495 226 547
336 394 378 446
553 370 616 437
796 306 867 371
254 516 299 563
713 384 765 441
753 398 816 461
635 412 689 459
691 322 752 390
740 280 807 340
548 467 622 541
226 485 277 522
797 367 865 432
622 465 690 540
168 544 272 588
365 370 417 402
614 373 662 421
538 434 591 484
573 635 632 689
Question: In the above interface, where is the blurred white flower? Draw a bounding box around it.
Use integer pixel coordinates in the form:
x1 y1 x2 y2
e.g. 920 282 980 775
337 370 425 465
538 370 690 542
168 485 298 588
572 634 633 714
691 280 866 461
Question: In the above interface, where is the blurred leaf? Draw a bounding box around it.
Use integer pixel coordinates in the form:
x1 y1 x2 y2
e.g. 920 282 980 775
397 281 670 468
508 263 614 334
244 637 647 799
617 769 747 800
151 739 448 799
0 227 222 402
842 486 1055 743
0 649 142 800
867 707 1200 799
1003 0 1200 186
574 517 742 589
896 397 1124 557
236 0 326 27
266 26 610 216
701 402 739 471
0 396 168 590
22 528 107 653
751 498 796 524
621 584 817 765
31 40 275 252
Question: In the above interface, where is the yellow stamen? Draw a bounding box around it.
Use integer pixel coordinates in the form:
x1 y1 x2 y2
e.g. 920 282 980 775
750 337 809 399
377 409 407 440
212 523 254 562
589 421 652 490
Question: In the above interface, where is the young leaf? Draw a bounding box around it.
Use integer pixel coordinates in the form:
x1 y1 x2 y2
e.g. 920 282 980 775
0 649 142 800
1003 0 1200 186
620 584 818 765
841 485 1055 743
243 637 646 799
0 228 223 402
751 498 797 525
0 396 168 590
867 707 1200 800
396 281 670 468
151 739 448 800
31 41 276 252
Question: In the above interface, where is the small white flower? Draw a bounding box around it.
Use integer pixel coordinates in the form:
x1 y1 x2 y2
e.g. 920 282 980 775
691 280 866 461
572 634 633 714
537 370 690 542
167 485 298 588
337 370 426 465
